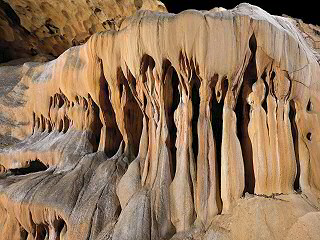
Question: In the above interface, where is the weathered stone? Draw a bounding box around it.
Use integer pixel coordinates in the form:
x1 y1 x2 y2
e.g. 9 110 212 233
0 0 166 62
0 3 320 240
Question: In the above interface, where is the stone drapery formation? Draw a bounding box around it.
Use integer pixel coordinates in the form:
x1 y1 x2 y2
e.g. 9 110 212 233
0 3 320 240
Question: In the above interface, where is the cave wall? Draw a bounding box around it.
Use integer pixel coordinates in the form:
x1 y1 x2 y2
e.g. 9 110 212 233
0 3 320 240
0 0 166 63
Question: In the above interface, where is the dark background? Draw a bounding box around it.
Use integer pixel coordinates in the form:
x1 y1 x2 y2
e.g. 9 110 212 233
162 0 318 24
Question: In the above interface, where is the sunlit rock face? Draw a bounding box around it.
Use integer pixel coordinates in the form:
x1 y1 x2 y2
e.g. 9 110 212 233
1 3 320 240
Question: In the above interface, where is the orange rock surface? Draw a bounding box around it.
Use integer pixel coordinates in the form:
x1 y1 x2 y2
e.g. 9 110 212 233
0 0 166 62
0 3 320 240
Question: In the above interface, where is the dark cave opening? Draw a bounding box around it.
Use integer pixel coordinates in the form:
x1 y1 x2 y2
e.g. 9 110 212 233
10 160 48 175
0 0 21 26
87 94 103 152
118 69 143 158
235 84 253 195
191 74 200 166
168 66 179 178
211 79 224 199
20 229 28 240
289 100 301 191
306 132 312 141
99 63 123 157
58 119 63 132
119 83 123 98
40 115 45 132
307 99 313 112
63 116 69 133
35 224 48 240
56 94 64 108
239 33 258 194
55 218 67 237
118 68 143 159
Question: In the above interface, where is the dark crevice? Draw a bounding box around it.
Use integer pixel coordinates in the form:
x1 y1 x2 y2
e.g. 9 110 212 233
269 70 277 98
249 32 257 55
261 84 269 113
261 72 269 114
36 117 40 130
307 99 313 112
94 7 102 13
261 70 267 82
58 119 63 132
32 112 36 133
54 218 66 237
56 94 64 108
211 80 224 199
131 75 137 89
143 94 147 109
57 219 65 233
115 205 122 219
119 84 123 98
235 84 248 195
47 119 52 133
9 160 48 175
307 132 312 141
34 224 48 240
168 67 179 178
140 54 156 75
213 76 229 202
40 115 45 132
83 98 88 110
63 116 69 133
240 33 258 194
0 0 21 25
290 100 300 191
222 77 229 95
117 68 143 158
191 74 200 165
87 94 103 152
260 70 269 113
270 70 276 81
20 228 28 240
99 63 123 157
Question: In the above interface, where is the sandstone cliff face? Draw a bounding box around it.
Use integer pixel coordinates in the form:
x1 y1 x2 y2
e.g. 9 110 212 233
0 3 320 240
0 0 166 62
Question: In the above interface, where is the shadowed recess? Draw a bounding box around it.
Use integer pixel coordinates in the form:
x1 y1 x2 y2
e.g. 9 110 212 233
9 160 48 175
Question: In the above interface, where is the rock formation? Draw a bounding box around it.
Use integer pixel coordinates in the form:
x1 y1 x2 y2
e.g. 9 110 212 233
0 3 320 240
0 0 166 62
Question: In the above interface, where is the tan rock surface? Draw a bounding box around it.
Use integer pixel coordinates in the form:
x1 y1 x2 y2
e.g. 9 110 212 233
0 3 320 240
0 0 166 62
203 194 320 240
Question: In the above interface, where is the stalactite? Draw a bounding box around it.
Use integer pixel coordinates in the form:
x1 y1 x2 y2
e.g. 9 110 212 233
221 88 245 212
195 79 220 226
247 78 270 195
170 90 195 231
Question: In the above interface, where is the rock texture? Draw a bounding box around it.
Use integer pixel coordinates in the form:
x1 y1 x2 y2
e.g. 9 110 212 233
285 15 320 57
1 3 320 240
0 0 166 62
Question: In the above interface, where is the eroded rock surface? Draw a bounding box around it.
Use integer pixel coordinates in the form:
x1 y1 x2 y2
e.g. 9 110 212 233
0 3 320 240
0 0 166 62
